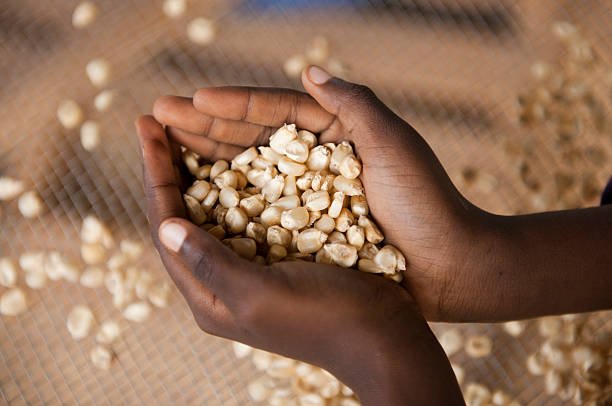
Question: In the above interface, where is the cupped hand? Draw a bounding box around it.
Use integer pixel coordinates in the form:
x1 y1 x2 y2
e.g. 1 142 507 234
151 66 494 322
135 116 463 405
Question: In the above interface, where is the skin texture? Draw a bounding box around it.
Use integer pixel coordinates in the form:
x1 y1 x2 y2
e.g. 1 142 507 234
137 65 612 404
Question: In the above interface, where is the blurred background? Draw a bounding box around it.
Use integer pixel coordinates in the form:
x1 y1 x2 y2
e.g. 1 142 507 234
1 0 610 404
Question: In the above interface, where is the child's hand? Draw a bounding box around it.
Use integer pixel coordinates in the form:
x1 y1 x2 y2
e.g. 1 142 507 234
135 116 463 405
151 66 493 321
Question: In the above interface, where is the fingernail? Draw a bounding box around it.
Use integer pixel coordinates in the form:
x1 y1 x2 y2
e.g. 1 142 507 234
159 221 187 253
308 65 332 85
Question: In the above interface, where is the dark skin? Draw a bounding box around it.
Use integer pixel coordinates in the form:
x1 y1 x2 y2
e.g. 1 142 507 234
136 65 612 405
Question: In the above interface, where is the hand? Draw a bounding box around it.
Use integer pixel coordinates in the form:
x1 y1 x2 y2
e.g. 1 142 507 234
151 66 495 322
135 115 463 405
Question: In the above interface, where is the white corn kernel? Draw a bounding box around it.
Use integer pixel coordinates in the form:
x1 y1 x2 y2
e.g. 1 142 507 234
202 188 219 211
214 170 239 189
148 281 170 308
296 171 315 190
81 215 114 248
297 229 328 254
232 341 253 359
346 225 365 249
328 192 346 218
25 267 47 289
308 210 322 226
277 157 307 176
120 239 143 261
225 207 248 234
267 226 292 248
298 130 318 148
339 155 362 179
0 258 17 288
247 168 274 188
210 160 229 180
245 222 266 244
305 36 330 63
374 246 397 274
186 180 211 201
314 214 336 234
267 244 288 263
232 146 258 166
86 58 111 88
229 238 257 260
163 0 186 18
90 345 113 370
80 267 105 288
350 195 369 216
269 124 298 154
334 208 354 232
184 194 207 224
80 120 101 151
183 151 200 175
219 187 240 208
311 172 335 192
387 272 403 283
187 17 215 45
307 146 331 171
315 248 334 264
491 390 512 406
305 191 331 211
247 377 273 402
262 175 285 203
206 224 226 240
465 335 492 358
67 305 95 340
93 89 116 112
283 54 308 78
19 252 44 272
329 142 353 173
0 288 27 316
106 252 128 271
356 242 378 259
464 383 491 406
281 207 309 230
327 231 347 244
195 164 212 180
538 317 562 337
96 320 121 344
284 139 310 163
72 1 98 28
544 370 562 394
251 156 274 170
502 321 526 337
57 99 84 129
122 301 151 322
0 177 24 200
18 190 43 218
333 176 364 196
81 243 106 265
260 206 283 227
526 353 546 376
258 147 282 165
439 329 463 356
240 194 265 217
358 216 384 244
357 258 382 273
271 195 301 210
324 243 358 267
283 175 298 196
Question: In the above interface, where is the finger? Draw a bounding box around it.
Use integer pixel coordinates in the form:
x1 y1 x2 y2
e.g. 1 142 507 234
167 126 245 162
193 86 336 135
301 65 405 144
136 116 227 325
153 96 274 147
158 218 265 305
135 115 185 229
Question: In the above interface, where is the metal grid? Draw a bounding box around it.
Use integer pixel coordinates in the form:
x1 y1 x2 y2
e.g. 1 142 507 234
1 0 611 404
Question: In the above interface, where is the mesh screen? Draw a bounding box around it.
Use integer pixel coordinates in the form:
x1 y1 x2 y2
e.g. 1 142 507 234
1 0 611 404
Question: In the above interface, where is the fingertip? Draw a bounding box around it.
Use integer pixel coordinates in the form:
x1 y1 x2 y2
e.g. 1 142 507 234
304 65 333 85
159 218 188 253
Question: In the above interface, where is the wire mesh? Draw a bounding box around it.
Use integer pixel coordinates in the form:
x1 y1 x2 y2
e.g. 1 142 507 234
1 0 611 404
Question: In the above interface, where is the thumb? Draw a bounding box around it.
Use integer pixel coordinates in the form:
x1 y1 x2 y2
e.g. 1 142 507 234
158 217 259 300
301 65 395 137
